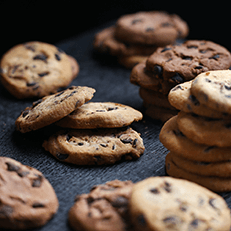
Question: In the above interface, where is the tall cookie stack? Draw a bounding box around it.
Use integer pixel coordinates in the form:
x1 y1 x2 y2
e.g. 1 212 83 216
160 70 231 192
130 40 231 122
93 11 189 68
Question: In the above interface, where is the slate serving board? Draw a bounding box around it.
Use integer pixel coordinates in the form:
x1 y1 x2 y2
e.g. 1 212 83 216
1 21 231 231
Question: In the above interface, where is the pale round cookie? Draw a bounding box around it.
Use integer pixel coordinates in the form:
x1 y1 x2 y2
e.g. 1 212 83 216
15 86 95 133
68 180 133 231
56 102 143 129
159 115 231 162
177 111 231 147
168 80 230 118
115 11 189 46
42 127 145 165
0 41 78 99
0 157 58 230
191 70 231 114
171 151 231 178
166 152 231 192
129 176 230 230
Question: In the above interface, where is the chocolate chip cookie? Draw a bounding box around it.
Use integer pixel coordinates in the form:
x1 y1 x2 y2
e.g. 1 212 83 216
129 176 230 230
68 180 133 231
191 70 231 114
15 86 95 133
42 127 145 165
168 80 229 118
146 40 231 84
56 102 143 129
159 115 231 162
166 152 231 192
0 157 58 229
115 11 189 46
0 41 79 99
177 111 231 147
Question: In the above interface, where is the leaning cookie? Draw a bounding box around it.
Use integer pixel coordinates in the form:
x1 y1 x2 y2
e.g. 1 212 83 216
0 41 79 99
42 127 145 165
15 86 95 133
68 180 133 231
56 102 143 129
0 157 58 230
129 176 231 231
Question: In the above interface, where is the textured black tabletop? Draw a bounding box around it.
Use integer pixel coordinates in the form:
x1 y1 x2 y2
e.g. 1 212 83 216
1 22 231 231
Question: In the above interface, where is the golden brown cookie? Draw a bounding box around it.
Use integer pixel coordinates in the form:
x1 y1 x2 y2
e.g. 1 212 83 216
0 157 58 229
42 127 145 165
15 86 95 133
56 102 143 129
0 41 79 99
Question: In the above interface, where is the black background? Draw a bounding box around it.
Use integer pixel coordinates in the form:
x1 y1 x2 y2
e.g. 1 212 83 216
1 1 231 231
0 0 230 56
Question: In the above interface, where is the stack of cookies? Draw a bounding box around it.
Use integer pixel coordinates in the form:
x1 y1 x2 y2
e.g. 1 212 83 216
15 86 145 165
0 41 79 99
130 40 231 122
160 70 231 192
68 177 231 231
93 11 189 68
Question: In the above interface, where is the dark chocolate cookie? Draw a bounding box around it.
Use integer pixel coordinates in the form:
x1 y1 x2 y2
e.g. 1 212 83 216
68 180 133 231
115 11 189 46
146 40 231 85
0 41 79 99
0 157 58 229
15 86 95 133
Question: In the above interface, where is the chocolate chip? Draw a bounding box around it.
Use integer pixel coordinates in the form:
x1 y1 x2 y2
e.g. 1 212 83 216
171 73 184 84
163 181 172 192
55 91 65 97
78 142 84 146
190 219 200 228
161 47 172 53
173 129 185 137
107 107 118 111
0 205 13 217
32 175 43 187
195 65 203 69
27 82 37 87
187 45 198 49
121 138 133 144
32 99 43 108
161 22 172 27
111 196 128 208
131 19 143 24
209 198 218 210
100 143 108 147
225 123 231 129
32 202 45 208
24 44 36 52
132 138 138 147
137 214 147 226
33 54 48 62
96 110 106 112
188 95 200 106
55 53 61 61
146 27 155 32
182 56 192 61
150 188 160 194
112 145 115 150
172 85 183 91
66 134 73 142
38 72 49 77
225 85 231 91
18 171 30 177
56 153 69 160
209 54 220 60
6 162 20 172
163 216 178 225
22 110 30 117
153 65 163 78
